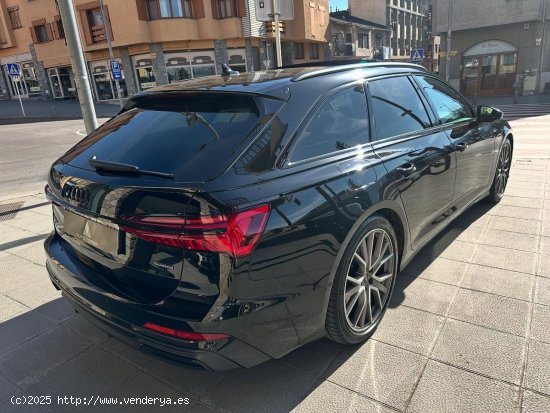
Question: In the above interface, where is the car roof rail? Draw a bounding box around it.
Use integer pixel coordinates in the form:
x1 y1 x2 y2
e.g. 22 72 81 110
290 62 427 82
277 58 379 69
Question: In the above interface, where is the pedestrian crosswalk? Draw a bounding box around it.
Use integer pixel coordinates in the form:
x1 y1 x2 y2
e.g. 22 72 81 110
495 103 550 121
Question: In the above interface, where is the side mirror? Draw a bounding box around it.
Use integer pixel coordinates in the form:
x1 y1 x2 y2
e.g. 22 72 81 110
477 105 503 122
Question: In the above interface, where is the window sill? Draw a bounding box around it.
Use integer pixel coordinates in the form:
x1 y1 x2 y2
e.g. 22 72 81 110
148 16 194 20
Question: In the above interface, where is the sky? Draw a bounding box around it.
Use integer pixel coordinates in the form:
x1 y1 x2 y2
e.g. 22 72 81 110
330 0 348 11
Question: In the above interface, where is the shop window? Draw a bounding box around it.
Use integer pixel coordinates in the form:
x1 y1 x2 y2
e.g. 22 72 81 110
294 43 305 60
8 6 22 29
309 43 319 60
146 0 193 19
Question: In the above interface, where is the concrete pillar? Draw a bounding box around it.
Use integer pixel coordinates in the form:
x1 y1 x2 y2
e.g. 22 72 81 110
150 43 168 85
119 47 137 97
29 43 52 100
214 39 229 74
0 69 10 99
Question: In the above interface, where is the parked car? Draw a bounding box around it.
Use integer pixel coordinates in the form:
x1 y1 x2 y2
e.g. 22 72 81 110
44 62 512 370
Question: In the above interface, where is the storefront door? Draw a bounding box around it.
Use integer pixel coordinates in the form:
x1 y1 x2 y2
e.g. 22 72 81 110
460 40 518 96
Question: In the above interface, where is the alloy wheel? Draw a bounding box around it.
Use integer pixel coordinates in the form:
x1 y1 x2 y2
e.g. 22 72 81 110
495 141 512 196
343 228 395 332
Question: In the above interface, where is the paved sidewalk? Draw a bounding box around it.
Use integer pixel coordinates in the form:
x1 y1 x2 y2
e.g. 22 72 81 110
0 158 549 413
0 100 119 124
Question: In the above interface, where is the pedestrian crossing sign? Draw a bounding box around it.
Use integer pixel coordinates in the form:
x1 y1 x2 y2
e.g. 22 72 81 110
410 48 424 63
7 63 20 77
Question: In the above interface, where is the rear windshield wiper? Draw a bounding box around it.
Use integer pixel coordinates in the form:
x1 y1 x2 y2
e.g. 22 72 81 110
89 157 174 179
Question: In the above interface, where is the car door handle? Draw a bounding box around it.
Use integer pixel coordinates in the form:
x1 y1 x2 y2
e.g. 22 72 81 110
396 163 416 176
454 142 468 152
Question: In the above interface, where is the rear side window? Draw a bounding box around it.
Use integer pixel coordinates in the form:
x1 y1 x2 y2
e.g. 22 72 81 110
368 76 432 140
289 85 369 163
415 76 474 124
60 94 282 182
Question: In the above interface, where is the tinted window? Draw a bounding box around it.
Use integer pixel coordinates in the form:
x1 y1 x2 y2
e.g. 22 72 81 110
289 85 369 162
369 76 431 140
415 76 474 124
60 94 282 182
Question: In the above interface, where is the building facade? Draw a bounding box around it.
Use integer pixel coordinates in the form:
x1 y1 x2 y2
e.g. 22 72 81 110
0 0 329 101
433 0 550 96
349 0 430 61
329 10 388 59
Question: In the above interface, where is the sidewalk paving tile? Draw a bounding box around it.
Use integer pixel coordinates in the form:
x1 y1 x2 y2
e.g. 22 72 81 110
461 264 534 301
400 256 467 286
104 372 199 413
485 205 542 221
0 253 48 295
534 277 550 306
24 346 139 398
407 361 519 413
471 244 537 274
373 305 444 356
431 319 526 384
0 323 94 386
327 340 426 411
530 304 550 343
199 361 319 413
478 228 539 253
522 390 550 413
391 277 458 316
292 381 396 413
448 289 530 336
488 215 540 235
0 294 28 322
0 310 54 355
524 340 550 396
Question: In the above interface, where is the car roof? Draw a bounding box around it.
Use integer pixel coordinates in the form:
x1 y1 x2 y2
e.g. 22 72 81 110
137 62 428 100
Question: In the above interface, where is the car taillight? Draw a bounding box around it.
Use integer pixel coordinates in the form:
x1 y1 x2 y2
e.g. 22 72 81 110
119 205 270 258
143 322 229 341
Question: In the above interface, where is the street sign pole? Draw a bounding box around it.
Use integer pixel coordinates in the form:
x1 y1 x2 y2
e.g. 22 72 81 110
7 64 25 117
16 79 25 117
99 0 124 109
57 0 97 134
273 0 283 67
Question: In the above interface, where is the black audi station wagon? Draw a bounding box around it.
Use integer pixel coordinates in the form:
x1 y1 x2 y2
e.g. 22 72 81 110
45 62 512 370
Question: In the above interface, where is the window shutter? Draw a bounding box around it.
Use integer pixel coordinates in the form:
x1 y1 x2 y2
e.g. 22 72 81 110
210 0 219 19
136 0 148 20
30 27 38 43
192 0 205 18
52 18 60 39
237 0 246 17
79 10 93 45
45 22 54 41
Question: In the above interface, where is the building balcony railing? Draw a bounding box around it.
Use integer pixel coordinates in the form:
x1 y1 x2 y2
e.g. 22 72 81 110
91 24 106 44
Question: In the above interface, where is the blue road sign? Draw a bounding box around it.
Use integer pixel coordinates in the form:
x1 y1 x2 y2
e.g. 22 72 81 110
110 60 122 80
7 63 20 77
410 48 424 63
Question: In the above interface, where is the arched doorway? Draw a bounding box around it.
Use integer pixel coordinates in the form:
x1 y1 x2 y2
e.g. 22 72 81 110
460 40 518 96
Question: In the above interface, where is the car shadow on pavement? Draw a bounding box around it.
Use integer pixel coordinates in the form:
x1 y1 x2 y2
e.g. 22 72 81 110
0 298 361 412
389 201 496 308
0 203 497 413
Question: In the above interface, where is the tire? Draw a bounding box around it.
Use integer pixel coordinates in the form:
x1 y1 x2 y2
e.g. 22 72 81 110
486 137 513 204
326 215 398 344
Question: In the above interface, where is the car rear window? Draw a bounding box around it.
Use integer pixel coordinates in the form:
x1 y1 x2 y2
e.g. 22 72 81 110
60 93 283 182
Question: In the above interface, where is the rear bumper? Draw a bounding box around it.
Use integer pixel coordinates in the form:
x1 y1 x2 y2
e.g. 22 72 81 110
45 233 271 371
